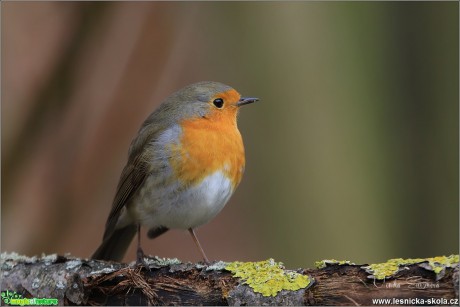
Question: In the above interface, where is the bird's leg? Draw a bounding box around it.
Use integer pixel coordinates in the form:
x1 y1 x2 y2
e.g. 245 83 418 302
136 224 148 268
188 228 210 264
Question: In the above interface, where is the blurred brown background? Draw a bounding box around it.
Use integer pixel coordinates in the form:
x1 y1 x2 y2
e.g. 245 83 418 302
2 2 458 268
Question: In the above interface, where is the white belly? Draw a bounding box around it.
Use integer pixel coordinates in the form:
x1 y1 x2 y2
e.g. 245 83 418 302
135 170 234 230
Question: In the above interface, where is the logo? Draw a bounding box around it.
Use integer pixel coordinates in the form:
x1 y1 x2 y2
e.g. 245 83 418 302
1 291 58 306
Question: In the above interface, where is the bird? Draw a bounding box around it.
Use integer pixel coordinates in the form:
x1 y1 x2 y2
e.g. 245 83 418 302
92 81 258 263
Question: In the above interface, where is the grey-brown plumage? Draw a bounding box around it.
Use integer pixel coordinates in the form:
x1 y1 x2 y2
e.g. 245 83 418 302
92 81 257 262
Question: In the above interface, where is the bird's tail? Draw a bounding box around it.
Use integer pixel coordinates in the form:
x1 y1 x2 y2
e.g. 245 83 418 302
91 225 137 262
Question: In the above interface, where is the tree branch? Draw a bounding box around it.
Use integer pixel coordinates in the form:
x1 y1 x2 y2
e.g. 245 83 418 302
1 253 458 306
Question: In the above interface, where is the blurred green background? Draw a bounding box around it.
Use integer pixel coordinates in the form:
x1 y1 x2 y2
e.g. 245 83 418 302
2 2 458 268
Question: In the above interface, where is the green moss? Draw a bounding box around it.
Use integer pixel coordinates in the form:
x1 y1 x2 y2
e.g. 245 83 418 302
364 255 459 280
315 259 355 269
225 259 312 297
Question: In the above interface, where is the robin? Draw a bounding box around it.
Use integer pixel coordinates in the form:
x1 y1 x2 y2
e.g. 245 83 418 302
92 81 258 263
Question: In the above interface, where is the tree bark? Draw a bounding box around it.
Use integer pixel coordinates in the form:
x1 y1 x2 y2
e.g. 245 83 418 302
1 253 458 306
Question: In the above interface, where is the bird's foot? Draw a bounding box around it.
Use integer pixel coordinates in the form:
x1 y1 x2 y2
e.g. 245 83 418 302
136 246 149 269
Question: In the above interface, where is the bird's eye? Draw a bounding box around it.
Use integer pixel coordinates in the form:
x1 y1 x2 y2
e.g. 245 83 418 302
213 98 224 108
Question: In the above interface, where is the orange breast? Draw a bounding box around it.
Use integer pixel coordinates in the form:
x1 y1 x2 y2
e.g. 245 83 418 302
170 107 245 190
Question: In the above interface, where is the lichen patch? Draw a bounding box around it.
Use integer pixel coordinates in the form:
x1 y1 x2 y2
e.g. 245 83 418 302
225 259 312 297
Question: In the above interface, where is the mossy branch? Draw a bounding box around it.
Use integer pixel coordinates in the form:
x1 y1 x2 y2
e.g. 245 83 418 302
1 253 458 306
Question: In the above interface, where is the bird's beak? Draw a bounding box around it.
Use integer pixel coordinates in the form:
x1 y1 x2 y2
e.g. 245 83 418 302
237 97 259 107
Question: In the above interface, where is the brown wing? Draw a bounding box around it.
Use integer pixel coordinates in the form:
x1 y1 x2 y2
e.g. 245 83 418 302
102 152 150 240
101 120 161 241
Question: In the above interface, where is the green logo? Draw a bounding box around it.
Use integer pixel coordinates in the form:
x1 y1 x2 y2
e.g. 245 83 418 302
1 291 58 306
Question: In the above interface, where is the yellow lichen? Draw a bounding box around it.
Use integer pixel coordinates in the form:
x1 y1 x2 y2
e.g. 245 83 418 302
315 259 355 269
364 255 459 280
225 259 312 297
